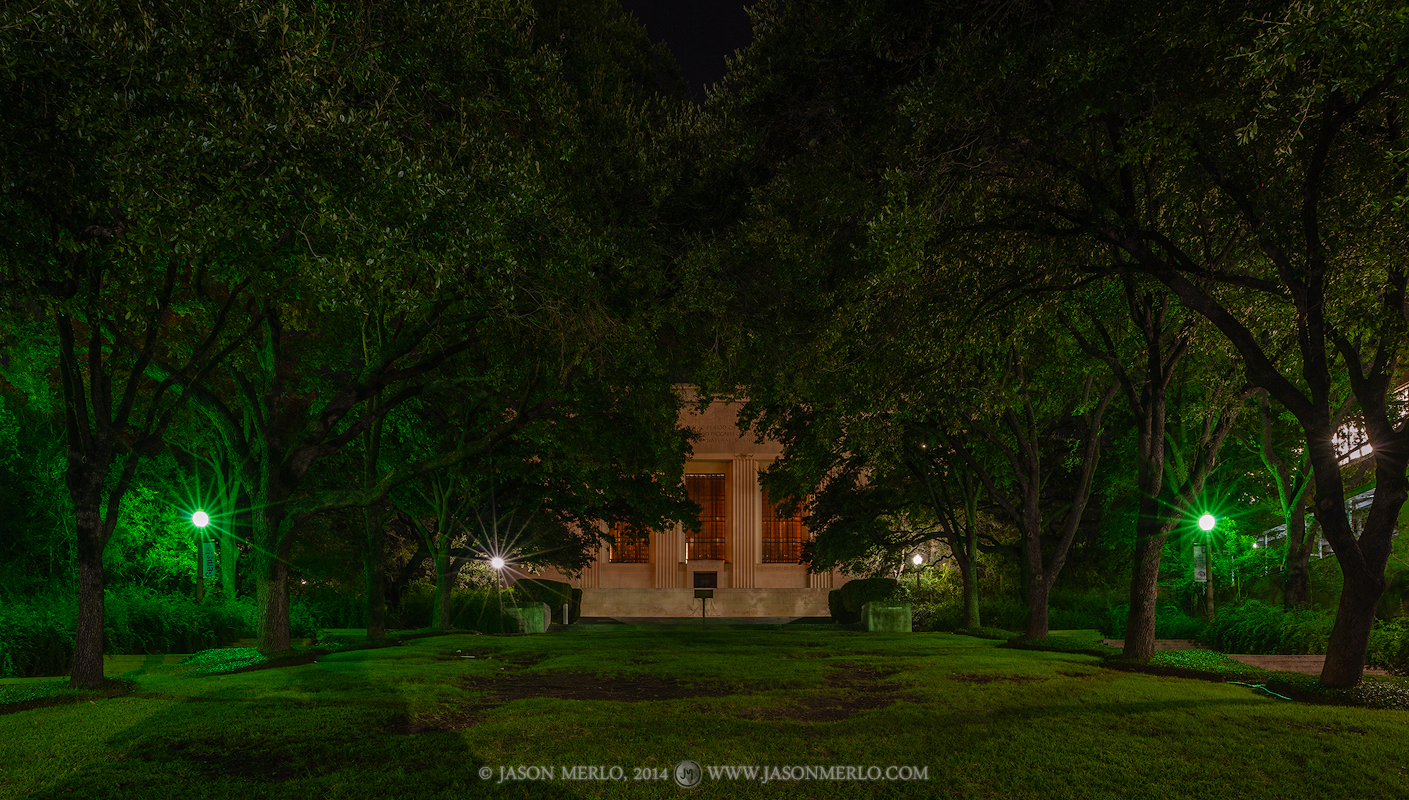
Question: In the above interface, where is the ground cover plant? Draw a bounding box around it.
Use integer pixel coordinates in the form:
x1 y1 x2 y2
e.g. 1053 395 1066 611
3 629 1409 800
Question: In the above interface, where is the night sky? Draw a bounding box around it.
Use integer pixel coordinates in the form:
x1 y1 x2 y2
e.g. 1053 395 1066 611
618 0 755 102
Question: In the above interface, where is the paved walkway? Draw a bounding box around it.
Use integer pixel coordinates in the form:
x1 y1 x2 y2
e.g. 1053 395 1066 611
1224 654 1387 676
1100 640 1387 675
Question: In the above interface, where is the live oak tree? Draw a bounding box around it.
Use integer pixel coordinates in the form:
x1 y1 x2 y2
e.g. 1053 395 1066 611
1060 278 1242 656
898 0 1409 685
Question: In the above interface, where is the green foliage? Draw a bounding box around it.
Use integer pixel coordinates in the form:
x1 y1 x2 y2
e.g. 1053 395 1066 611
180 647 269 676
1146 649 1268 677
397 583 517 634
1100 603 1207 640
0 588 323 678
1366 618 1409 676
828 578 901 624
1198 601 1335 655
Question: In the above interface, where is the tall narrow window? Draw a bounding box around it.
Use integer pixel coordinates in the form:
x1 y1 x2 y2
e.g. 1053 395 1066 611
685 473 726 560
762 490 805 564
608 522 650 564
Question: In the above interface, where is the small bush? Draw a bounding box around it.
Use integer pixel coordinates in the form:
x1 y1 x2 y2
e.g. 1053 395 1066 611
828 578 900 624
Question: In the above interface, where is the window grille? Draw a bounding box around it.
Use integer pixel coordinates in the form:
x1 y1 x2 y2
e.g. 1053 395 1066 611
685 473 726 560
608 522 650 563
762 490 805 563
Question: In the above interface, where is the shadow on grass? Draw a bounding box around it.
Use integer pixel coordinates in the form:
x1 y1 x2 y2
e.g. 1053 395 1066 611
18 640 588 799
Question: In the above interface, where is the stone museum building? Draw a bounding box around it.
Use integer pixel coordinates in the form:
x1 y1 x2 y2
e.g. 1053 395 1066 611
524 393 843 618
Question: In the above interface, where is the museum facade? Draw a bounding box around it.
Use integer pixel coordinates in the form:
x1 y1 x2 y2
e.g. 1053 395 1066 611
523 393 843 618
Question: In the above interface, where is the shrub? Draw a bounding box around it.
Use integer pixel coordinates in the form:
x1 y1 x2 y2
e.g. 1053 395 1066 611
1100 603 1207 640
828 578 900 624
1198 600 1334 654
1367 617 1409 674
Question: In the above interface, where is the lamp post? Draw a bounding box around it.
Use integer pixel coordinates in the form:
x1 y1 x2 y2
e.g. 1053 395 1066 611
490 556 505 591
1198 514 1216 619
911 553 923 592
191 510 212 603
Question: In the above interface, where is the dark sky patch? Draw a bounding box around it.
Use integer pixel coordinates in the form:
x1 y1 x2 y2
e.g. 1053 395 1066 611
619 0 754 103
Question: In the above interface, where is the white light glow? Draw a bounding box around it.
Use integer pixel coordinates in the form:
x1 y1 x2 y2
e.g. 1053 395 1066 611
490 557 505 570
191 510 210 528
1198 514 1216 531
912 554 923 565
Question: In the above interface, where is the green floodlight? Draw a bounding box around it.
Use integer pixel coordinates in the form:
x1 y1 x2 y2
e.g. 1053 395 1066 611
191 510 210 528
1198 513 1216 532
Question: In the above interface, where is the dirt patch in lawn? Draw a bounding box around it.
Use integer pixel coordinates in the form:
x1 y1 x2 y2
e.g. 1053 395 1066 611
735 665 914 723
463 670 737 702
948 672 1047 684
434 648 546 667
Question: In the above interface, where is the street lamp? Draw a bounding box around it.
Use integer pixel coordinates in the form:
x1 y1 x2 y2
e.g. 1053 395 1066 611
1196 513 1217 618
490 556 505 570
190 510 213 602
911 553 923 591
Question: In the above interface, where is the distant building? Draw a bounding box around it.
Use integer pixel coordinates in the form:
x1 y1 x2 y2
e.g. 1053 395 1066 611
525 391 844 618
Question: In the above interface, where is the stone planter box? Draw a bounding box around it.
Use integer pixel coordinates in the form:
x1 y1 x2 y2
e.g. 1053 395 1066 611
862 601 912 633
506 602 550 634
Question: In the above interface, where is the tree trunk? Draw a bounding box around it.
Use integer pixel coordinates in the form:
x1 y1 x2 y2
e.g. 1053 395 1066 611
433 533 452 630
254 494 294 653
71 521 107 688
1024 578 1050 639
1306 443 1403 687
256 551 292 654
1321 575 1382 686
1122 498 1167 659
1283 499 1312 608
364 506 387 642
958 531 981 630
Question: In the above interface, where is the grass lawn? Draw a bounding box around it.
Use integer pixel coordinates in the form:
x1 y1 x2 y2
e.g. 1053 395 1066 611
2 628 1407 799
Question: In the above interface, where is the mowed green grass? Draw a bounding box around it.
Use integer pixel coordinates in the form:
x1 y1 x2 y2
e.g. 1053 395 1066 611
2 629 1407 800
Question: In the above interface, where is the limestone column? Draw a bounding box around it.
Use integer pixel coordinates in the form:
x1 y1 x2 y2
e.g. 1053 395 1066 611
730 456 759 588
655 523 682 588
576 524 605 589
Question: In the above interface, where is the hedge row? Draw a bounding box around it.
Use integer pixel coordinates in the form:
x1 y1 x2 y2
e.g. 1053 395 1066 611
0 588 319 678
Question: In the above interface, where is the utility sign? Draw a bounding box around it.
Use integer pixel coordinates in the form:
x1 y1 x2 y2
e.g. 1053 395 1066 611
1192 545 1207 583
202 542 217 580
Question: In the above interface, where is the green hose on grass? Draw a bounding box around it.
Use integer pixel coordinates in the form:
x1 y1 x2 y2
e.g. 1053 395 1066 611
1227 681 1293 701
